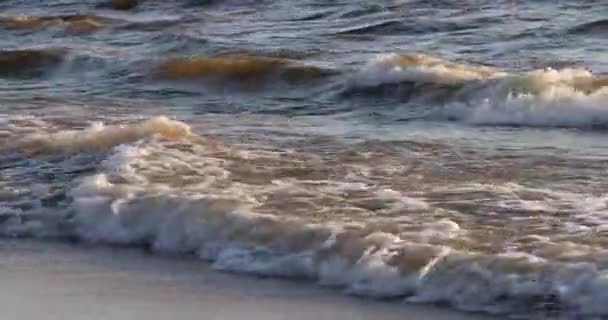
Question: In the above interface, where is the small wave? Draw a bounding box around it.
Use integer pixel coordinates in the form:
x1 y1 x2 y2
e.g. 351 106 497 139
439 88 608 129
349 53 504 88
293 10 335 22
338 5 386 19
156 54 337 84
337 20 409 35
436 68 608 128
119 15 184 31
569 19 608 36
98 0 138 11
0 14 107 32
348 53 608 128
6 116 190 156
1 13 180 33
336 19 471 36
0 48 67 78
183 0 223 7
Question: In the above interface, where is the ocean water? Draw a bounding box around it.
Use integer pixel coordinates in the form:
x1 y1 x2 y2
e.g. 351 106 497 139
1 1 608 318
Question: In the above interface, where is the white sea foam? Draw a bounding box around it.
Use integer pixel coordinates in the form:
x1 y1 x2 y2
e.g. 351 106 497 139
446 68 608 127
4 114 608 317
60 136 608 318
351 53 608 128
350 53 506 88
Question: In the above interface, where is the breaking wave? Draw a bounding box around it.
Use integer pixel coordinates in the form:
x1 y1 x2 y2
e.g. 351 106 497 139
2 115 608 318
5 116 190 155
348 53 608 128
60 132 608 318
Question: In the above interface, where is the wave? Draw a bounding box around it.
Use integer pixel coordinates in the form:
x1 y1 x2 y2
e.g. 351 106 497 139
336 19 472 36
155 54 337 84
437 72 608 128
0 48 68 77
5 116 190 155
2 115 608 318
119 14 184 31
54 133 608 318
569 19 608 36
1 13 184 33
337 20 410 35
0 14 107 32
106 0 138 10
349 53 505 88
348 53 608 128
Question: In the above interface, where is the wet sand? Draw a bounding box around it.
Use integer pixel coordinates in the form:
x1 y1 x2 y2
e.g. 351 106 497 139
0 239 502 320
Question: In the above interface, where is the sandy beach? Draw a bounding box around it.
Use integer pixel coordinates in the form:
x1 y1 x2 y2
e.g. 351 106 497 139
0 240 502 320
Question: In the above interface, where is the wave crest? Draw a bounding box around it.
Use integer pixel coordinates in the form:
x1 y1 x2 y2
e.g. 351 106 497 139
349 53 608 128
9 116 190 155
569 19 608 36
156 54 336 84
0 48 67 77
349 53 505 88
0 14 106 32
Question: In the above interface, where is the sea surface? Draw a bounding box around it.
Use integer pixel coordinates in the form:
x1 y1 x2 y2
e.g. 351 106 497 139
1 1 608 319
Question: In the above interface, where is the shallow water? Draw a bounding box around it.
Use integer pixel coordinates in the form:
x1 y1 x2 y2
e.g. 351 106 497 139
1 1 608 319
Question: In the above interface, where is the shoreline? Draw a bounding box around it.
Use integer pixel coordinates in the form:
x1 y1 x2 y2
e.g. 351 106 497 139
0 239 504 320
